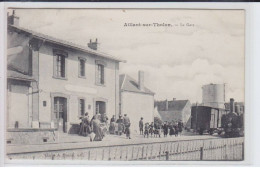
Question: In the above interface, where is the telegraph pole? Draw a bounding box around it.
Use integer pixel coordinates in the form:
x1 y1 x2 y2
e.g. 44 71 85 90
195 102 198 134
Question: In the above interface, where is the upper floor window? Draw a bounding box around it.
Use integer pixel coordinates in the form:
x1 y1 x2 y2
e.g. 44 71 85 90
56 54 65 77
53 49 67 79
98 64 104 85
78 58 86 78
95 60 106 86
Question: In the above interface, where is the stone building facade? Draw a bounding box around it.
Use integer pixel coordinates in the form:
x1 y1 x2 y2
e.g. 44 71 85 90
7 12 123 143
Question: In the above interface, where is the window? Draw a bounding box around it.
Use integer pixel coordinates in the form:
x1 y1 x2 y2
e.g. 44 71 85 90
79 99 85 117
56 54 66 78
95 60 106 85
78 58 86 78
98 64 104 84
53 49 67 79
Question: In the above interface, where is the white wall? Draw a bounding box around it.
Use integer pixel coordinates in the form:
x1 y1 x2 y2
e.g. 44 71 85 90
38 43 119 128
8 84 29 128
121 91 154 134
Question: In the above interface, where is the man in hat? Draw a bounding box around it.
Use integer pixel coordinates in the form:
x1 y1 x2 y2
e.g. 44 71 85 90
123 114 131 139
116 115 124 135
139 117 144 135
109 115 116 134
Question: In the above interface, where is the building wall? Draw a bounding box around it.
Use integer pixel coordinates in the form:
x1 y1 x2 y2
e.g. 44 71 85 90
7 30 31 74
37 43 119 130
121 91 154 133
182 102 191 126
7 81 31 128
7 31 40 128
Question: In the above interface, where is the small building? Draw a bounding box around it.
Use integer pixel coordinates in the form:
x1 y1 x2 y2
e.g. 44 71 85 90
119 71 155 133
7 11 124 144
155 99 191 127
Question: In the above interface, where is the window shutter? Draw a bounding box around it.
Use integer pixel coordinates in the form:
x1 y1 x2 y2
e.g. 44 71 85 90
95 63 99 85
103 66 105 84
78 99 81 117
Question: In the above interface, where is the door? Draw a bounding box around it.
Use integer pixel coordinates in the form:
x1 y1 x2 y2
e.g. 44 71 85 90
95 101 106 114
54 97 67 132
210 109 218 128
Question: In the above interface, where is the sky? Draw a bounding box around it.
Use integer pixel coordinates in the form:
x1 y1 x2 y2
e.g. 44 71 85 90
9 9 245 103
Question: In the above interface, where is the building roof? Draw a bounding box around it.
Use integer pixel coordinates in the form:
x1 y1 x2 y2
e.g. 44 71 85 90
168 100 190 111
156 100 190 111
158 111 182 122
8 25 125 63
119 74 155 95
7 70 35 81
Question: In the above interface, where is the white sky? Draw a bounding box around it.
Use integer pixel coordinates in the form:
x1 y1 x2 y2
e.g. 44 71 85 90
9 9 245 103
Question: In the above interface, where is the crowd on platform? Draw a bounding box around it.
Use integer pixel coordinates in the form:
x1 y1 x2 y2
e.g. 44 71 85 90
78 112 109 141
138 117 184 138
79 113 132 141
78 113 184 141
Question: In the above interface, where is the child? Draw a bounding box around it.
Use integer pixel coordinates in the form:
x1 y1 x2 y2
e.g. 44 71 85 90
144 123 149 138
149 122 154 137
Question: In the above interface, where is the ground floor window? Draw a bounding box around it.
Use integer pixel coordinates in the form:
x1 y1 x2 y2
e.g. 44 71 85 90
79 99 85 116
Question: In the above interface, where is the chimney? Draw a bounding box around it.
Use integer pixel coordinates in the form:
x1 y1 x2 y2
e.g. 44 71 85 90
8 10 19 26
165 99 168 111
230 98 235 113
138 70 145 91
87 38 98 50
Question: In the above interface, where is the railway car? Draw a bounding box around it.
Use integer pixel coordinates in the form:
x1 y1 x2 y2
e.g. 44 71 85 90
191 106 228 135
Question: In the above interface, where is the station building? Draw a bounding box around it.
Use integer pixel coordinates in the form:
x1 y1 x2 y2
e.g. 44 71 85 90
7 12 124 144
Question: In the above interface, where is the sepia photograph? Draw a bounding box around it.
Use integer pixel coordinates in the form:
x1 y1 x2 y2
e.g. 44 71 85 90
5 8 245 162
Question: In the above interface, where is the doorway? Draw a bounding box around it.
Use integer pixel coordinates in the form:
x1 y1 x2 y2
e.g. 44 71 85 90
54 97 67 132
95 101 106 114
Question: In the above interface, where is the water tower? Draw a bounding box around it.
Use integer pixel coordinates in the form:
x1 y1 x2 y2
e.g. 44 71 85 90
202 83 226 109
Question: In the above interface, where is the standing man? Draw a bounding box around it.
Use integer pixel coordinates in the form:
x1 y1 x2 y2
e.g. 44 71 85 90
139 117 144 135
163 121 169 137
123 114 131 139
109 115 116 134
116 115 124 135
178 120 183 136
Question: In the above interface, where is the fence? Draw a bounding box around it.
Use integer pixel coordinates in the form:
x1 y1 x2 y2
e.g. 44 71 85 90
7 137 244 161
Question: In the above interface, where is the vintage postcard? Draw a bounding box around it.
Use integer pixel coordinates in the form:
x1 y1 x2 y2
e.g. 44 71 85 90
4 7 245 163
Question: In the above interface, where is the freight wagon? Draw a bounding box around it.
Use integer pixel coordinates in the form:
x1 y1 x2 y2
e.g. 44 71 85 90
191 106 228 135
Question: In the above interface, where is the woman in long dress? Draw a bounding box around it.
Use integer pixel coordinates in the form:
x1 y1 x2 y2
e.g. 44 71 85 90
169 122 175 137
83 113 91 137
163 122 168 137
79 113 90 136
109 115 116 134
91 115 103 141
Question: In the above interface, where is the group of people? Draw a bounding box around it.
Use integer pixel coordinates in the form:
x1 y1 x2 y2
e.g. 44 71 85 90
80 113 184 141
139 117 184 138
162 121 184 137
109 114 131 139
78 112 109 141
